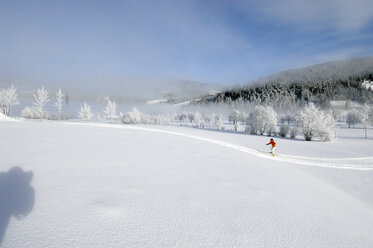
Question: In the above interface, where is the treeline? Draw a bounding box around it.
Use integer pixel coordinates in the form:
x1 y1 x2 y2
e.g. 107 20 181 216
198 75 373 108
2 83 373 141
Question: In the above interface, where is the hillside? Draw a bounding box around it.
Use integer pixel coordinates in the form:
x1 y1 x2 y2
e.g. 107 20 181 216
199 57 373 107
259 57 373 85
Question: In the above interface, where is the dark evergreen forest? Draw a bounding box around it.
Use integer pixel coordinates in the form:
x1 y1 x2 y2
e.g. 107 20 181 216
197 57 373 108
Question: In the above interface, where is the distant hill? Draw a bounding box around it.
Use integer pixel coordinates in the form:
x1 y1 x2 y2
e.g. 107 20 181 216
198 57 373 107
257 56 373 85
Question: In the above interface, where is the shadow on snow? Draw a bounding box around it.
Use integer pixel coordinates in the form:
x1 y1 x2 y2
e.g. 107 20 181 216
0 167 35 246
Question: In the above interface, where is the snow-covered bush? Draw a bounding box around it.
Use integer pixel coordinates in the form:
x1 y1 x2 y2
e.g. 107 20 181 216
279 124 290 137
296 103 335 141
0 85 19 116
123 107 143 124
153 114 172 125
32 86 50 118
103 99 118 122
249 106 277 135
78 103 93 122
177 112 193 124
54 89 64 120
47 113 68 120
22 107 42 119
290 127 297 139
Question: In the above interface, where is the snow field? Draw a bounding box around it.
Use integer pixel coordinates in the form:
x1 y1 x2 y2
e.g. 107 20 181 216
0 120 372 247
63 122 373 171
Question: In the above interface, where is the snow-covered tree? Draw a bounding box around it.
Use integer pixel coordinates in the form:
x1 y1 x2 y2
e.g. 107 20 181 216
181 113 190 123
54 89 64 120
229 109 240 126
203 114 213 128
240 112 249 124
249 106 277 135
103 99 118 122
213 113 224 130
141 113 152 124
296 103 335 141
151 115 161 125
78 103 93 122
193 112 204 128
0 85 19 116
32 86 50 118
234 122 240 132
124 107 143 124
346 110 362 128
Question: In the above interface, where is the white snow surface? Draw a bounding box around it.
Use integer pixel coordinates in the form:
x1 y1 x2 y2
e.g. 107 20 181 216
1 121 373 247
0 113 18 122
146 99 168 104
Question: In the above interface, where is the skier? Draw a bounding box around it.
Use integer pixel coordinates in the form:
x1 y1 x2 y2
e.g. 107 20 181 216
266 138 277 156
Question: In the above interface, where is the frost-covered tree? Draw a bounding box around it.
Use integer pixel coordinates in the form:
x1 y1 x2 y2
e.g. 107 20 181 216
78 103 93 122
213 113 224 130
296 103 334 141
151 115 162 125
203 114 213 128
229 109 240 126
141 113 152 124
124 107 143 124
234 122 240 132
193 112 203 128
0 85 19 116
249 106 277 135
54 89 64 120
241 112 249 124
103 99 118 122
32 86 50 118
346 110 362 128
181 113 190 123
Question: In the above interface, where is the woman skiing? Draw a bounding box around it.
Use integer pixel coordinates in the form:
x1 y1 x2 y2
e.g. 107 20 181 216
266 138 277 156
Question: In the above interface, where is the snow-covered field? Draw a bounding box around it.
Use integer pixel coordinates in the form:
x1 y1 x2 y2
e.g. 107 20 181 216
1 118 373 247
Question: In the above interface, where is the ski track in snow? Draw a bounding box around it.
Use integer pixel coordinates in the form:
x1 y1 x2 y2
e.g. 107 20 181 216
63 122 373 171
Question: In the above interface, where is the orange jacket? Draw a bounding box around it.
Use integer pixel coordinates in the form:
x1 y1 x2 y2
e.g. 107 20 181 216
267 140 276 147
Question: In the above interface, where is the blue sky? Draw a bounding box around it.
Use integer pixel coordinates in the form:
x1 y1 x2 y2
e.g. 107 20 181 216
1 0 373 91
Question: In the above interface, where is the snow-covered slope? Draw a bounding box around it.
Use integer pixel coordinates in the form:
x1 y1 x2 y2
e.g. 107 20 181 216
1 121 372 247
0 113 18 122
